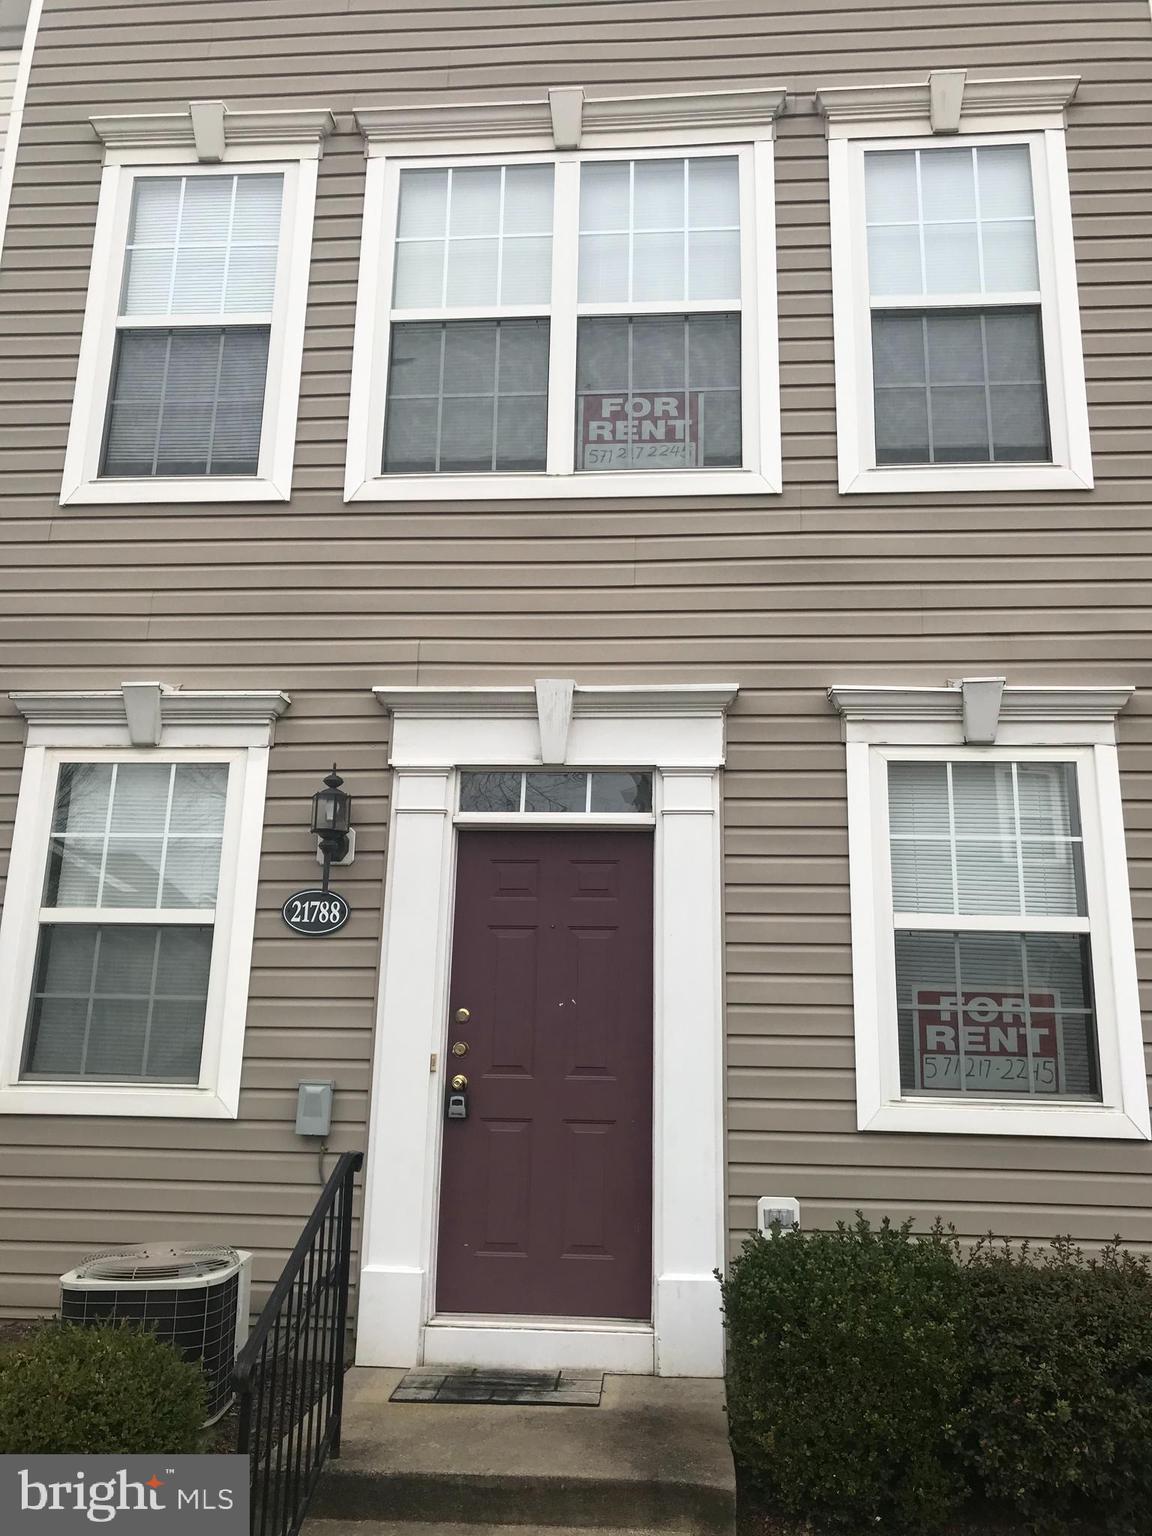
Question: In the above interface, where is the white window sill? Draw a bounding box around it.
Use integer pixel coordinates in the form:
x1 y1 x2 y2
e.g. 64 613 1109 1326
0 1082 240 1118
346 469 781 502
840 463 1093 496
861 1099 1150 1140
61 477 290 506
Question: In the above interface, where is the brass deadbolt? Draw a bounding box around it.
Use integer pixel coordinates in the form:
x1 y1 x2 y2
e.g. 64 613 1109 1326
454 1007 470 1023
451 1074 468 1091
451 1041 469 1057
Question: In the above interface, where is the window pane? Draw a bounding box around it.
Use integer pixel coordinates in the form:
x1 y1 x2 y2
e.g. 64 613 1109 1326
393 240 446 308
867 226 923 298
397 169 448 239
383 319 549 475
121 173 281 319
23 925 211 1083
450 167 501 238
393 165 553 310
504 165 554 234
580 161 629 230
578 233 629 302
590 772 653 813
578 155 739 304
576 312 740 471
102 326 269 478
977 145 1035 220
896 930 1099 1100
632 231 684 301
501 235 552 305
43 761 227 911
872 309 1049 466
688 229 740 301
524 773 587 812
688 157 740 227
920 147 976 223
52 763 113 834
864 144 1038 299
888 759 1085 920
459 772 522 812
864 151 918 224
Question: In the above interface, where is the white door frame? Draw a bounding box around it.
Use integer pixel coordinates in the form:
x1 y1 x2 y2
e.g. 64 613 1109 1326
355 681 737 1377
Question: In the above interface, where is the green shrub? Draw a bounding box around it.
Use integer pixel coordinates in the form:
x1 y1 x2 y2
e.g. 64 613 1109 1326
961 1235 1152 1534
0 1321 206 1454
721 1215 969 1531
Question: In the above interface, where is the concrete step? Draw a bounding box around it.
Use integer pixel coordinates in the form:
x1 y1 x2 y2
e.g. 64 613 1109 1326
310 1369 735 1535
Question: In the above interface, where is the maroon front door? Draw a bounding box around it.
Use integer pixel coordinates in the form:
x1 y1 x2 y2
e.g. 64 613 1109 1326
436 829 654 1320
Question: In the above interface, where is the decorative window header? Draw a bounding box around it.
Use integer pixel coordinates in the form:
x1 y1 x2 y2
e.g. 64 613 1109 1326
90 100 336 163
816 72 1080 138
828 681 1134 745
354 84 788 156
10 682 291 747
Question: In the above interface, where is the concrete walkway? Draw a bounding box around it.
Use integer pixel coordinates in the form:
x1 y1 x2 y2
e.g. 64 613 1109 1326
307 1368 736 1534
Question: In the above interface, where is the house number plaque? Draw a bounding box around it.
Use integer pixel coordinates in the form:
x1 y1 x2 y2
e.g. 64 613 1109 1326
282 888 351 936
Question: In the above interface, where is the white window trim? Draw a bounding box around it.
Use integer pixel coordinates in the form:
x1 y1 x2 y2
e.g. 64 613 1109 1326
345 86 785 502
60 103 334 506
819 74 1092 495
830 681 1148 1140
0 682 289 1117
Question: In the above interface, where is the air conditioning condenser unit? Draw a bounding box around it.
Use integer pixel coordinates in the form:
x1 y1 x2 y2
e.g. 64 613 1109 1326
60 1244 252 1424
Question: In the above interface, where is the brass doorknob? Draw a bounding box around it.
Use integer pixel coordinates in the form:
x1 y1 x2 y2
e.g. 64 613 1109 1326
451 1074 468 1091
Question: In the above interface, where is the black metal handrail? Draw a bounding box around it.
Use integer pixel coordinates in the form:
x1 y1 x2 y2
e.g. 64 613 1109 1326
234 1150 363 1536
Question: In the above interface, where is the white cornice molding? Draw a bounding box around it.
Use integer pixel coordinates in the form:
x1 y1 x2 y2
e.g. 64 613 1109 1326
374 683 739 719
829 683 1134 727
355 86 787 153
10 682 291 745
816 73 1080 137
90 102 336 160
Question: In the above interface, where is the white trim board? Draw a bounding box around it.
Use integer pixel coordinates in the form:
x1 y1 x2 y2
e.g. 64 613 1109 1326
0 0 43 267
355 682 735 1377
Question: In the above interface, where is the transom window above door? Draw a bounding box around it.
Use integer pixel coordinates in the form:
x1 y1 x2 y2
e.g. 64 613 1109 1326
459 770 653 815
346 91 784 502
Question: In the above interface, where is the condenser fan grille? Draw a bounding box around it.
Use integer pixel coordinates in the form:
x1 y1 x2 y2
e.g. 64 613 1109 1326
75 1244 239 1282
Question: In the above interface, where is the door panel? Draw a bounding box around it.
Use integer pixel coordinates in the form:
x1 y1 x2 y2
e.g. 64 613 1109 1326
436 828 654 1320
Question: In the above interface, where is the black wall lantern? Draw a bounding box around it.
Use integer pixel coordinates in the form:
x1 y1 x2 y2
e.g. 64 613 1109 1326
311 765 353 892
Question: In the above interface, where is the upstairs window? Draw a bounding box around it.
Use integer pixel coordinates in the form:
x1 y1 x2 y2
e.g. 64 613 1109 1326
62 105 331 505
865 146 1049 468
104 173 282 479
821 76 1092 494
347 122 782 501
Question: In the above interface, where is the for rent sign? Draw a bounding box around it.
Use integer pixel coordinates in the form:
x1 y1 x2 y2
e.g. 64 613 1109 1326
914 989 1062 1093
578 392 701 470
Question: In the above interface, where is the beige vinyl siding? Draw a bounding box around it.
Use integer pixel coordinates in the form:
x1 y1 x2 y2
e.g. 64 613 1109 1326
0 0 1151 1314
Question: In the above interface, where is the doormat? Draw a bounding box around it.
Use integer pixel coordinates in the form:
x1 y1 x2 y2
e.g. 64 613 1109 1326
390 1367 604 1406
